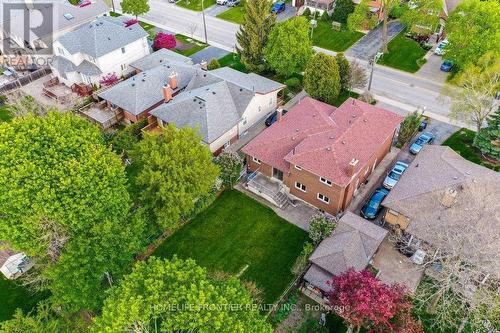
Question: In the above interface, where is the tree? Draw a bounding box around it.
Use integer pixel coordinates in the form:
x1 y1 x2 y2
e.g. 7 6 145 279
153 32 176 50
308 214 337 244
111 118 148 157
332 0 355 24
264 17 313 77
207 58 221 70
335 53 351 91
291 242 315 275
399 0 442 35
380 0 400 52
215 151 243 188
236 0 276 72
99 73 119 86
303 53 341 105
473 109 500 161
121 0 150 18
348 59 368 90
347 0 378 32
132 124 219 229
327 269 423 333
397 110 422 146
445 0 500 68
0 112 144 312
7 95 47 117
92 257 273 333
443 52 499 132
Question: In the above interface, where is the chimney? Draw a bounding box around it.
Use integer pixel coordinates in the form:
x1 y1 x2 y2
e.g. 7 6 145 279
200 59 208 70
348 158 359 177
441 188 457 208
162 84 173 103
168 72 178 90
277 108 283 122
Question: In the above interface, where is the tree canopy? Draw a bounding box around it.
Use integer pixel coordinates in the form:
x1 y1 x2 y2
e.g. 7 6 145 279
132 124 219 229
215 151 243 188
92 257 272 333
335 53 351 91
331 0 355 24
474 108 500 161
303 52 341 105
445 0 500 68
236 0 276 72
399 0 442 35
121 0 150 18
0 112 144 311
264 17 313 77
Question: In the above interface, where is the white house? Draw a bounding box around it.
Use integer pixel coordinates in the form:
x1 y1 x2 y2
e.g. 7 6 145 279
0 252 33 280
50 16 149 87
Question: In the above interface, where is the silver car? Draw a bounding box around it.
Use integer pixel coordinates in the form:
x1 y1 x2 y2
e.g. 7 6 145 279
383 161 409 189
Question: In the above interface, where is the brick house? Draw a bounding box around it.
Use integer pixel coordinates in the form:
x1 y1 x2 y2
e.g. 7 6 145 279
242 97 402 215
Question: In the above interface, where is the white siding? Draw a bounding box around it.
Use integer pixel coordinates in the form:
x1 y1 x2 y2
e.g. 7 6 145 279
209 125 238 153
238 91 279 134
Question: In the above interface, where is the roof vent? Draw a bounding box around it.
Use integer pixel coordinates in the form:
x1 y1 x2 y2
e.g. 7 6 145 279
352 114 357 118
363 119 367 122
131 83 135 87
441 188 457 208
327 147 331 151
313 114 316 117
212 91 216 95
329 136 334 139
342 140 346 144
453 176 458 180
240 88 243 92
295 128 299 132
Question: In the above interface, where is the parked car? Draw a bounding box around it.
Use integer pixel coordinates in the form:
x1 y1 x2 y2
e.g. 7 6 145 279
409 132 435 155
265 109 288 126
418 118 428 131
227 0 240 6
383 161 409 189
168 0 181 3
360 188 390 219
434 40 448 55
271 1 286 13
440 60 454 72
216 0 227 4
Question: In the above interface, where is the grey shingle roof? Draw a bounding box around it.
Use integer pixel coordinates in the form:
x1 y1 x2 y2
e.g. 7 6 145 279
51 56 76 73
57 16 147 58
210 67 285 94
382 145 500 276
304 212 387 291
76 60 102 76
130 49 193 72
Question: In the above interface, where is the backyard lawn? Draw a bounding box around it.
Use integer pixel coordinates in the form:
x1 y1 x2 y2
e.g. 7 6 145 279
217 6 246 24
152 190 309 304
0 277 50 322
378 31 428 73
442 128 499 171
312 21 364 52
176 0 216 11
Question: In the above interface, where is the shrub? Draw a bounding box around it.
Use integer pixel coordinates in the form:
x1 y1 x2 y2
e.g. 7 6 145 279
111 119 148 156
302 7 311 17
207 58 221 70
285 77 301 89
291 242 315 275
397 111 422 146
321 10 331 21
153 32 176 50
331 0 355 24
99 73 119 86
304 52 341 105
124 18 139 27
390 4 405 18
214 151 243 188
308 213 337 244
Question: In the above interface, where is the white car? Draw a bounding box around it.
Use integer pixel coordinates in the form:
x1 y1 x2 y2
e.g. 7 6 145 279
383 161 409 189
434 40 448 56
216 0 227 4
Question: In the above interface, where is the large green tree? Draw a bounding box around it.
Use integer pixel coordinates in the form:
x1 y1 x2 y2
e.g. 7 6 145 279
132 125 219 229
445 0 500 68
304 52 341 105
347 0 378 31
236 0 275 72
332 0 355 24
92 257 272 333
474 108 500 161
335 53 351 91
121 0 150 18
399 0 442 35
0 112 144 311
263 17 313 77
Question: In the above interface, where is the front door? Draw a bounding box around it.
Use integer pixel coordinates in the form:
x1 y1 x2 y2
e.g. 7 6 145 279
272 168 283 181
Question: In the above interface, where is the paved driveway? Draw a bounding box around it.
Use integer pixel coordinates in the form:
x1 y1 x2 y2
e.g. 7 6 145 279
346 21 404 60
189 45 230 63
416 53 449 83
277 6 297 22
204 3 231 16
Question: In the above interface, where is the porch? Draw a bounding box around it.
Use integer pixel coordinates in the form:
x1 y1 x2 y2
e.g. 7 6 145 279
245 171 288 208
42 77 79 105
77 100 123 129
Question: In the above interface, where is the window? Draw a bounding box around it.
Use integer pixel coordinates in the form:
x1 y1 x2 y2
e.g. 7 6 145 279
57 47 65 55
224 141 231 148
121 47 126 54
295 182 307 192
295 165 302 171
121 64 127 70
317 193 330 204
319 177 332 186
252 157 261 164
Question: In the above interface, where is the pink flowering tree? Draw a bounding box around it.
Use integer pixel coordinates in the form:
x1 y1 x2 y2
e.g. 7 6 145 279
153 32 176 50
124 18 139 27
327 269 423 333
99 73 119 87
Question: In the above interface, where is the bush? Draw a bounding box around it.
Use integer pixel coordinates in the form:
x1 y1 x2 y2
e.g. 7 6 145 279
214 151 243 188
285 77 301 89
291 242 315 275
111 119 148 156
309 213 337 244
207 58 221 70
397 111 422 146
302 7 311 17
321 10 331 21
331 0 355 24
390 4 405 18
153 32 176 50
270 292 298 325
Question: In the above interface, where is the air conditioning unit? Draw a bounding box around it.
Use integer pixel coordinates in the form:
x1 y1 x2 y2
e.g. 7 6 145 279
411 249 426 265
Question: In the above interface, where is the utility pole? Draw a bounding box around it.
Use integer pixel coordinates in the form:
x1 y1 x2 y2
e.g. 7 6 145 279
310 2 319 39
111 0 115 12
201 0 208 44
367 52 382 91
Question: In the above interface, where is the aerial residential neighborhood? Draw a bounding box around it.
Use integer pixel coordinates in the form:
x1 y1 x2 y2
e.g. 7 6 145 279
0 0 498 332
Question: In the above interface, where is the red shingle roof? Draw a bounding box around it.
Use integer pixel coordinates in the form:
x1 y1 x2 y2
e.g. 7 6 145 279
242 97 403 186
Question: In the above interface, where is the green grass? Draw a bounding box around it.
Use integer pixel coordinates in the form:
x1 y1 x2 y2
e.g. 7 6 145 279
216 6 246 24
152 190 309 304
176 0 216 11
174 34 207 56
218 53 248 73
378 30 428 73
0 105 12 122
332 90 360 107
312 20 364 52
109 11 122 17
442 128 499 171
139 21 155 31
0 277 50 322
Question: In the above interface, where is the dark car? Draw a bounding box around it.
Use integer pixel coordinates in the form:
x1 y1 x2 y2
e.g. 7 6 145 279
418 119 428 131
271 1 285 13
265 109 288 126
440 60 454 72
360 188 390 220
227 0 240 6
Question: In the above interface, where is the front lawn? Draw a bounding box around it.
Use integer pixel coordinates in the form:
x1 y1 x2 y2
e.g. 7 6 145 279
0 277 50 322
174 34 207 56
332 90 360 107
217 6 246 24
312 21 364 52
218 53 248 73
378 31 428 73
152 190 309 304
442 128 499 171
176 0 216 11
